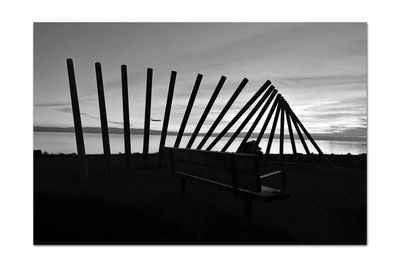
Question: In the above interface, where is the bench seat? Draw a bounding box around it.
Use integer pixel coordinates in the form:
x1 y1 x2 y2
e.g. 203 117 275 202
166 147 291 225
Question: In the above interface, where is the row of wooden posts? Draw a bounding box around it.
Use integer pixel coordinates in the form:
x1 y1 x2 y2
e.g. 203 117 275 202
66 58 329 181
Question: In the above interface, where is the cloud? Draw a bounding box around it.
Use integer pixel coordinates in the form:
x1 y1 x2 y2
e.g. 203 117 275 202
34 23 366 142
55 107 89 116
275 74 366 87
36 101 71 107
35 94 96 108
54 106 123 126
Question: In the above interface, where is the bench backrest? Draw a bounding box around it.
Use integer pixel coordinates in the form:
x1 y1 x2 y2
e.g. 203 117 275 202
165 147 261 192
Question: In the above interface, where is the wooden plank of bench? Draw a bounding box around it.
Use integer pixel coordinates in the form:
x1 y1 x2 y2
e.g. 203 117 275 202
174 160 235 189
172 148 233 169
175 170 290 202
171 149 260 192
171 148 258 174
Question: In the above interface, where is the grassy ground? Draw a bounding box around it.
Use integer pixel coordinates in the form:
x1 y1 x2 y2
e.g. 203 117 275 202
34 153 366 245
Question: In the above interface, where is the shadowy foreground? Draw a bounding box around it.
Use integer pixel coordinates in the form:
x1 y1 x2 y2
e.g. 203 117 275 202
34 153 366 245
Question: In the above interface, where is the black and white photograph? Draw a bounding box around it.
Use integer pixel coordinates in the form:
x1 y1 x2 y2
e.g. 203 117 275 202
33 22 367 245
4 0 400 266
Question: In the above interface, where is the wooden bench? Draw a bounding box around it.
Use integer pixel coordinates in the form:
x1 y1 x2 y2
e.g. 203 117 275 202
165 147 291 226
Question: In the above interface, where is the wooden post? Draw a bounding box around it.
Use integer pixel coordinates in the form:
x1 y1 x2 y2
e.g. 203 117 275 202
234 90 277 153
186 76 226 149
279 98 285 160
121 65 131 169
66 59 89 181
264 99 282 157
284 101 298 159
206 80 272 151
95 62 112 177
158 71 177 166
174 74 203 148
287 103 330 166
143 68 152 167
221 88 276 152
196 78 248 150
248 94 281 153
286 104 313 163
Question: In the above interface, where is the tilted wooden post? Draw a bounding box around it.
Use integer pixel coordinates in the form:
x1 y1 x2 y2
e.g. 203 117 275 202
186 76 226 149
158 71 177 166
236 90 277 153
284 101 298 160
95 62 112 177
249 94 281 153
279 98 285 160
196 78 248 150
66 59 89 181
264 98 282 158
286 103 330 166
286 104 315 164
206 80 272 151
143 68 152 167
221 87 276 152
121 65 131 169
174 74 203 148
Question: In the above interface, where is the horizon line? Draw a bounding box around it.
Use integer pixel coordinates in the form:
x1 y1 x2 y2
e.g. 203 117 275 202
33 126 367 142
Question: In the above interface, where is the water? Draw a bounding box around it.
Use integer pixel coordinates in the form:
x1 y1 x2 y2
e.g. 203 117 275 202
34 131 366 155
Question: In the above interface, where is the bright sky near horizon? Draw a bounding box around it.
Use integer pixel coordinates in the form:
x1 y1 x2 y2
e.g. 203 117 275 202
34 23 366 140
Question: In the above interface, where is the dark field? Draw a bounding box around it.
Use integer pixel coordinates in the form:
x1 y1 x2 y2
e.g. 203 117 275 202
34 153 366 245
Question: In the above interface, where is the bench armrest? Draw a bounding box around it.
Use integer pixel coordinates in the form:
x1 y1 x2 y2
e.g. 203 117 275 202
259 171 287 192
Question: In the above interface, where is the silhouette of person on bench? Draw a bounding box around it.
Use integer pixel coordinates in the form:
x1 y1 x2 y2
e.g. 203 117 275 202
237 140 262 156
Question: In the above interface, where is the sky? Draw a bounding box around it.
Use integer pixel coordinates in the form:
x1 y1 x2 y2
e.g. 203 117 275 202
34 23 367 141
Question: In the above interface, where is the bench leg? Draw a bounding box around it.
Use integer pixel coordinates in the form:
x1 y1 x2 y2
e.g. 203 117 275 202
180 177 186 195
243 198 253 227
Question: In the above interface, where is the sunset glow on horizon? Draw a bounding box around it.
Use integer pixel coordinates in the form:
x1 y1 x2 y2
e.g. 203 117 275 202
34 23 366 141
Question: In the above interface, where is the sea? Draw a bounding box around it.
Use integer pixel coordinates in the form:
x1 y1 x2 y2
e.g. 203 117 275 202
34 131 366 155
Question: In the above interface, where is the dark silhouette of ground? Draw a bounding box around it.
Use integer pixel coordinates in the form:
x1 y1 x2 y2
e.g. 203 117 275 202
34 153 366 244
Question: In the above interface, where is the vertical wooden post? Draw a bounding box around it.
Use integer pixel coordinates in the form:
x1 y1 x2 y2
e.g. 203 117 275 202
248 94 281 153
66 59 89 181
158 71 177 166
221 88 276 152
174 74 203 148
279 98 285 160
264 99 282 157
284 101 297 159
121 65 131 169
143 68 152 167
95 62 112 177
206 80 272 151
196 78 248 150
186 76 226 149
